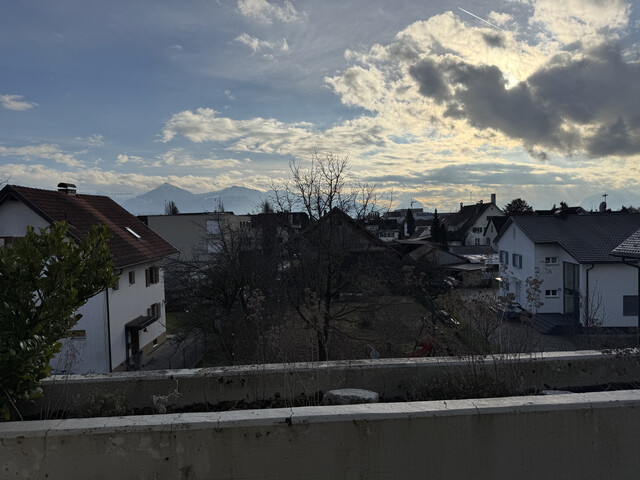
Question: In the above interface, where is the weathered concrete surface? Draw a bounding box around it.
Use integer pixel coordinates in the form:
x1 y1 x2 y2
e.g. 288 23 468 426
22 350 640 417
322 388 379 405
3 390 640 479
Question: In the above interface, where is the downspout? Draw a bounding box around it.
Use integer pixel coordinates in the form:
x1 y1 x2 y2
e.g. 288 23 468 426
620 257 640 347
585 264 595 332
105 287 113 372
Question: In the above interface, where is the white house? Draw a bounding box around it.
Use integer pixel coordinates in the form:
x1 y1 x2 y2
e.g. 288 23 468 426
442 194 504 246
495 213 640 328
0 183 177 373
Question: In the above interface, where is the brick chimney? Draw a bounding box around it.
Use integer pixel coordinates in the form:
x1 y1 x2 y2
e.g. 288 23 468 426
491 193 496 204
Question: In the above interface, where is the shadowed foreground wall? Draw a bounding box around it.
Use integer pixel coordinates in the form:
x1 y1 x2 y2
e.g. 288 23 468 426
2 390 640 479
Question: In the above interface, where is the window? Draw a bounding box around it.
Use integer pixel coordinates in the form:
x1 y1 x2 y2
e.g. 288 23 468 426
486 238 490 245
147 302 161 319
513 254 522 269
545 257 558 265
129 271 135 285
623 296 639 316
0 236 19 247
499 250 509 265
112 278 120 291
545 289 559 297
145 266 160 286
474 238 480 245
472 227 483 233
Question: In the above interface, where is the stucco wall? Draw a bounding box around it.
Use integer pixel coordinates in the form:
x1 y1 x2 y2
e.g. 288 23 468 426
3 390 640 480
108 263 167 370
0 198 50 235
52 291 110 374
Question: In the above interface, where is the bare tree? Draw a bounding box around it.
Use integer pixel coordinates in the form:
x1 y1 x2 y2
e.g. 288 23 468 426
164 200 180 215
272 151 398 361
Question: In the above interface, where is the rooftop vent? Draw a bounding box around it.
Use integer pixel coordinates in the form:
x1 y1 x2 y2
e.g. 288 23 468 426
57 183 77 195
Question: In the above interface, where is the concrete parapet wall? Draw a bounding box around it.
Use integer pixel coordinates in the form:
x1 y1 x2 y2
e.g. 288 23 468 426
3 390 640 479
23 350 640 417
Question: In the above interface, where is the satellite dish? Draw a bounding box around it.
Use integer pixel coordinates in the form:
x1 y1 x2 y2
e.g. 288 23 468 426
599 202 606 212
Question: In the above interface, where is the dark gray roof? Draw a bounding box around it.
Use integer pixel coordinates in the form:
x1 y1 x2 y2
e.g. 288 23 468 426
612 228 640 259
449 245 495 256
497 213 640 263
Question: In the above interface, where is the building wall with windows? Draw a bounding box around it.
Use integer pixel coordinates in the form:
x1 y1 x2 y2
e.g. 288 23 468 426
465 204 503 246
498 222 639 326
108 263 167 372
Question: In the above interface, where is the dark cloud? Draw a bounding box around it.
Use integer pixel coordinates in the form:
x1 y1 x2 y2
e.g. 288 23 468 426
409 59 450 103
482 33 505 48
410 42 640 157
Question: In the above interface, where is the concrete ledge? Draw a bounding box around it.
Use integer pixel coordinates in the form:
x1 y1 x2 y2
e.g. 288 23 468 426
23 350 640 417
3 390 640 479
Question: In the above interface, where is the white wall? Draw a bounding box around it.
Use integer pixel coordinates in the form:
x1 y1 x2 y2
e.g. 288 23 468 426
0 199 49 234
466 204 503 246
107 263 167 370
498 223 639 326
587 264 638 327
52 292 110 374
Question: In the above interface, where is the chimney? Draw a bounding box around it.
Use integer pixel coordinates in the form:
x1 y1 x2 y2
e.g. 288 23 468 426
491 193 496 204
57 182 77 195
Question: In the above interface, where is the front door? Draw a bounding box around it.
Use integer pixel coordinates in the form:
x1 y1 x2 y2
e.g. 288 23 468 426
563 262 580 321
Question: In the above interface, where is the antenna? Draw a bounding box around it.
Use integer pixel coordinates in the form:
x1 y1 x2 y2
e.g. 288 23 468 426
600 192 608 212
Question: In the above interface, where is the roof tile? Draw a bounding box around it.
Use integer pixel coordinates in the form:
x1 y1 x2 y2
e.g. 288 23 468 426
1 185 177 268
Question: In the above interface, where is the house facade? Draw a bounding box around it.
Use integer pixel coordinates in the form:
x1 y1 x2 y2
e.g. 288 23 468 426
442 194 504 246
0 184 177 373
496 213 640 327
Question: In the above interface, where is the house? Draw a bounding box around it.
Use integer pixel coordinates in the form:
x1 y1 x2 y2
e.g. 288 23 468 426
140 211 309 261
442 194 504 246
495 213 640 328
0 183 177 373
483 216 508 251
139 212 250 261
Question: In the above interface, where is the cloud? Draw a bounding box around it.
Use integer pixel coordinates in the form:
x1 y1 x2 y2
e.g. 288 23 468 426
160 107 315 153
325 66 387 111
0 94 37 111
158 149 243 168
76 134 104 147
116 153 146 165
326 9 640 158
530 0 630 45
0 144 82 167
235 33 275 53
236 0 300 23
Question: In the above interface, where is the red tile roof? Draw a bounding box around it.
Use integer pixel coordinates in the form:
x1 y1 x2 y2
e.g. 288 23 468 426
0 185 177 268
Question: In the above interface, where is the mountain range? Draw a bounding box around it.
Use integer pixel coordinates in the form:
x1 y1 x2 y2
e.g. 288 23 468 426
121 183 266 215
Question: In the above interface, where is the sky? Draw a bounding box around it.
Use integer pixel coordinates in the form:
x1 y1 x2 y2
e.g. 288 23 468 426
1 0 639 211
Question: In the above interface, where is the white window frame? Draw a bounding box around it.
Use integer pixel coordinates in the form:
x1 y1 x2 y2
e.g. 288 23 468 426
545 289 559 298
499 250 509 265
545 256 559 266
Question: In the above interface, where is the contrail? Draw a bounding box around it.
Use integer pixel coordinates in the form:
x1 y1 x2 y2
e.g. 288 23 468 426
457 7 504 32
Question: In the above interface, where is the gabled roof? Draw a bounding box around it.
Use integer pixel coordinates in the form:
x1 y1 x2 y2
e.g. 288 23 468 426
442 202 499 234
484 216 508 236
303 207 395 253
612 228 640 259
495 213 640 264
0 185 177 268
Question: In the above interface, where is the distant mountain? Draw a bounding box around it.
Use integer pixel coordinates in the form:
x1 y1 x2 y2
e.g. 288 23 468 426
122 183 265 215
